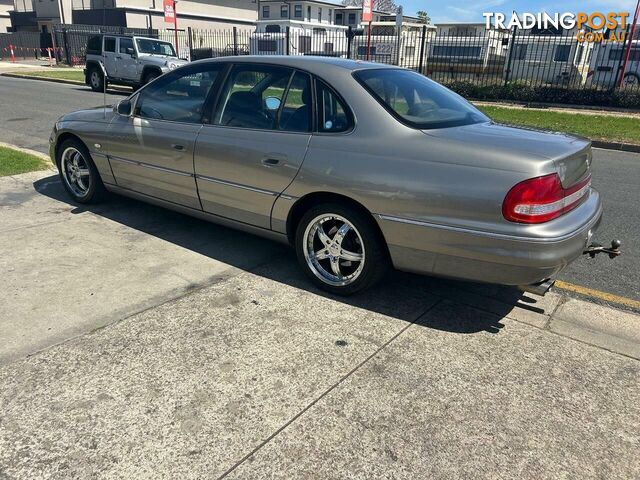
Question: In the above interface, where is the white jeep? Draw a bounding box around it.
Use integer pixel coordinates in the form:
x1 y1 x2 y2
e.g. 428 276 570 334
84 34 188 91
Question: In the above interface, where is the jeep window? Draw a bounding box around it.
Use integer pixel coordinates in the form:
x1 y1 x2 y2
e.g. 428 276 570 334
135 64 221 123
354 68 488 129
135 39 176 57
104 37 116 53
119 37 134 55
86 36 101 55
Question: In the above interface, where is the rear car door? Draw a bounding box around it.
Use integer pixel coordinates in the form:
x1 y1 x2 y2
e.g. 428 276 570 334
102 36 118 77
194 63 312 229
106 63 223 209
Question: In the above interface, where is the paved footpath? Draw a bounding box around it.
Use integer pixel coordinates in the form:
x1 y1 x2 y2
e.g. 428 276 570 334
1 170 639 479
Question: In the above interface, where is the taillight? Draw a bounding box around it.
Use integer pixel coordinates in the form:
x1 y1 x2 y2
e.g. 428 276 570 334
503 173 591 224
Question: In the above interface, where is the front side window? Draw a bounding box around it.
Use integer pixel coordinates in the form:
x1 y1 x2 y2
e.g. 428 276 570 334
135 38 176 56
104 37 116 53
136 64 221 123
119 37 134 55
354 68 488 130
316 80 352 133
213 64 294 130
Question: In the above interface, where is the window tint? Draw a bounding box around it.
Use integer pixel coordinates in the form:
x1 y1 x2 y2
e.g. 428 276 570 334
87 36 101 54
119 37 134 54
104 37 116 53
316 80 351 133
554 45 571 62
136 65 220 123
278 72 311 132
214 64 293 130
354 69 488 130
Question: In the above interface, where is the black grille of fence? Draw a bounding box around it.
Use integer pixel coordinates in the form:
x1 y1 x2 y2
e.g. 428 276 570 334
2 23 638 104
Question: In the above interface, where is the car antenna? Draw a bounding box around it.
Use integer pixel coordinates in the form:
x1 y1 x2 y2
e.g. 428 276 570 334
100 51 107 119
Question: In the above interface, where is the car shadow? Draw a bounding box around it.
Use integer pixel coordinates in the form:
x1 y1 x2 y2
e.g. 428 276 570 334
34 174 544 335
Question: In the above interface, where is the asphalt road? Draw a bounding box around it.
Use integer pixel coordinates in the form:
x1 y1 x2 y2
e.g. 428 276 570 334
0 75 638 303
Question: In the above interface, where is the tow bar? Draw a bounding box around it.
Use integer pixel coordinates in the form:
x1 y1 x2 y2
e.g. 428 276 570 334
583 239 622 259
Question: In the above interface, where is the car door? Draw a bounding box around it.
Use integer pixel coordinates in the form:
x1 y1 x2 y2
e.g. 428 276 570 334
102 36 118 76
106 63 224 209
194 63 312 229
117 37 138 81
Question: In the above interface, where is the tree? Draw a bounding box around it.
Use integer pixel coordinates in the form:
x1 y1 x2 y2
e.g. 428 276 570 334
416 10 431 24
341 0 399 14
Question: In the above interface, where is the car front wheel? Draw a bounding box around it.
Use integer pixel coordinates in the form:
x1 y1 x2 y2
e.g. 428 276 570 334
56 139 106 204
295 203 389 295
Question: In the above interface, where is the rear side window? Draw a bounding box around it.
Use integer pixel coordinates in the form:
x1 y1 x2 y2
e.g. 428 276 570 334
104 37 116 53
316 80 352 133
354 68 488 130
86 36 102 55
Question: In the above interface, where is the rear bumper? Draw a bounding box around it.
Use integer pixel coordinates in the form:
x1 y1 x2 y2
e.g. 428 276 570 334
376 189 603 286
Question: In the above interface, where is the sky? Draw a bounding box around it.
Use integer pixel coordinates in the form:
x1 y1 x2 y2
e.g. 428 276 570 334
400 0 638 23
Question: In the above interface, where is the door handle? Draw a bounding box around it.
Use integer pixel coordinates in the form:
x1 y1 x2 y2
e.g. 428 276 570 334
171 144 185 151
261 157 283 166
115 55 122 59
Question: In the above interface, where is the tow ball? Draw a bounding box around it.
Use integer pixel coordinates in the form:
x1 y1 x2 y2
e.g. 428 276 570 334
583 239 622 259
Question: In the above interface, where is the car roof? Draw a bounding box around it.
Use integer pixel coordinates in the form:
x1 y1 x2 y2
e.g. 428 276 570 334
191 55 399 73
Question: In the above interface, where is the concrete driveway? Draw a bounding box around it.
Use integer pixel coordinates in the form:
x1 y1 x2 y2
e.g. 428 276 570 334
1 170 639 479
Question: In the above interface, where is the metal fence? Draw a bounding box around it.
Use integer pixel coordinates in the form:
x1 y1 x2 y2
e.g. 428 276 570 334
1 23 639 101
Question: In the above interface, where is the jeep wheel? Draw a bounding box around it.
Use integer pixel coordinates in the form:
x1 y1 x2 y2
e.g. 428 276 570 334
89 67 105 92
143 71 160 85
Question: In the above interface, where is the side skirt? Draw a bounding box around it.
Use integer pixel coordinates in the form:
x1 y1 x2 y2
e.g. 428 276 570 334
104 183 291 246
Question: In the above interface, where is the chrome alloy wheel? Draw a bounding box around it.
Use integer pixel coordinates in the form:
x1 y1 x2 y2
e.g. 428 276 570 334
303 213 366 287
60 147 91 197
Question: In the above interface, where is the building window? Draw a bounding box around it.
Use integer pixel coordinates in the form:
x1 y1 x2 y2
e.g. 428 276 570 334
281 5 288 18
348 13 356 24
318 8 322 22
554 45 571 62
513 44 527 60
265 24 281 33
299 35 311 54
262 5 270 18
329 9 332 22
307 6 311 20
335 12 343 25
294 4 302 18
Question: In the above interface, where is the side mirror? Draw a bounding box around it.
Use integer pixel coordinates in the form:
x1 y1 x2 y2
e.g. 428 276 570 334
265 96 281 111
116 99 132 116
126 47 136 57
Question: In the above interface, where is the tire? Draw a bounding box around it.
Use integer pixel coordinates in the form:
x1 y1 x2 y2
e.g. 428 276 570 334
143 70 160 85
56 138 106 204
295 203 389 295
623 73 640 88
88 66 105 92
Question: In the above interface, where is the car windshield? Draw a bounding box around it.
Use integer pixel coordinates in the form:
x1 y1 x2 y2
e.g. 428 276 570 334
135 39 177 57
354 68 489 129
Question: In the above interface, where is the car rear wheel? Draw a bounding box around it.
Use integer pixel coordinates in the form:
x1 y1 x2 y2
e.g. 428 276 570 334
295 203 389 295
56 139 106 204
88 67 105 92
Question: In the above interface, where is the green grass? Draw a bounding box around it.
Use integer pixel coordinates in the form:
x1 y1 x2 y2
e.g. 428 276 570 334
478 106 640 145
15 69 85 82
0 146 49 177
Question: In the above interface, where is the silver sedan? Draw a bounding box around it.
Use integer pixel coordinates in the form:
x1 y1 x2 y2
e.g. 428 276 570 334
50 56 602 295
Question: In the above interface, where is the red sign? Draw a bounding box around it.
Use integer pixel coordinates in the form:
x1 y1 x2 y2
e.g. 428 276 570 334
163 0 175 23
362 0 374 23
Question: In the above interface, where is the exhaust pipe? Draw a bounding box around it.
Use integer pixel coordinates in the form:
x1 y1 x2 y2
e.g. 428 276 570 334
519 278 555 296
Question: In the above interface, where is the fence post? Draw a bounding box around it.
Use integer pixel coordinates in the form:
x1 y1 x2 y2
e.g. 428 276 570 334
286 26 290 55
232 26 238 56
612 24 631 91
503 25 517 86
347 26 352 59
187 26 193 60
418 25 426 75
62 27 71 65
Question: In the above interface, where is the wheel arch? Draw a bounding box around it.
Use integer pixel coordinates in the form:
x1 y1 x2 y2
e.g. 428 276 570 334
141 65 162 82
85 60 102 82
285 191 389 255
55 132 90 166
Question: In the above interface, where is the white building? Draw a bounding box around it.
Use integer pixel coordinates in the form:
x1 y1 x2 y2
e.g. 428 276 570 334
8 0 258 33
